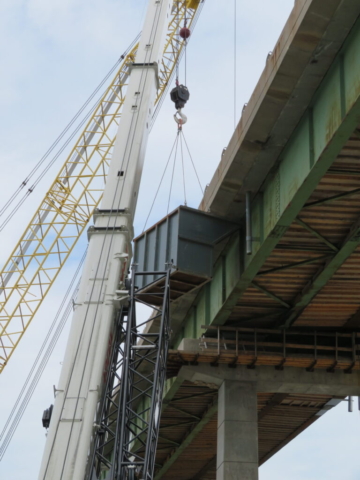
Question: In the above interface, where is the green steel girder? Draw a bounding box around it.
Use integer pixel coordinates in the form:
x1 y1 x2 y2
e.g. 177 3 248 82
304 186 360 208
191 457 217 480
174 18 360 346
251 282 291 309
162 18 360 476
257 254 333 277
295 218 339 252
284 214 360 328
154 401 218 480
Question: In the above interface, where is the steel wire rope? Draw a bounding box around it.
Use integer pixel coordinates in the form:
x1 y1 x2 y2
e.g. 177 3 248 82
143 127 202 232
0 34 141 232
0 97 101 233
167 131 180 214
142 132 179 232
0 248 87 461
42 4 164 478
179 128 187 206
0 59 113 216
180 129 204 195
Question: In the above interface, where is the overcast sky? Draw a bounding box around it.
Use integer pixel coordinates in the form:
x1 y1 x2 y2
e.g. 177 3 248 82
0 1 359 479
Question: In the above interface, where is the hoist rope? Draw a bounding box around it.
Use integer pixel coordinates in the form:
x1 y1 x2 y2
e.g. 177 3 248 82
0 34 141 232
0 249 86 461
150 1 204 129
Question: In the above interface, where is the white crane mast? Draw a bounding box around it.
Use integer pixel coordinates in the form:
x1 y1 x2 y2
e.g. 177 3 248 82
38 1 172 478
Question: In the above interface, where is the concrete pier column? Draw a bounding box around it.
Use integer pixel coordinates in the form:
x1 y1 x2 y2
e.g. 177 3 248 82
217 380 258 480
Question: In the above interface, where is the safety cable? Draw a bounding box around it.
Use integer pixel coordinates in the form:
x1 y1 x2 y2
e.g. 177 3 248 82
0 248 86 461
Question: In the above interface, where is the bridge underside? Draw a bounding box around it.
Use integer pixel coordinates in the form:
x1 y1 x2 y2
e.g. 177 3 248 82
236 129 360 331
155 381 337 480
147 0 360 478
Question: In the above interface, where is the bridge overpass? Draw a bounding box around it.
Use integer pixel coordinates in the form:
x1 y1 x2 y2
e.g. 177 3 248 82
134 0 360 478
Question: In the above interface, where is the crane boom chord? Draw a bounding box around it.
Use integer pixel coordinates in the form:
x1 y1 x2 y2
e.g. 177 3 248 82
0 0 203 374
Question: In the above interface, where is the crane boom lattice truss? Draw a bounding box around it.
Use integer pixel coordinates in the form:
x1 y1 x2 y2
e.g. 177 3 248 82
89 270 171 480
0 0 202 374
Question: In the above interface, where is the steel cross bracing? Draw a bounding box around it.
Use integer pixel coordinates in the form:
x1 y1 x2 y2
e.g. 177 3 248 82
89 270 171 480
0 0 203 374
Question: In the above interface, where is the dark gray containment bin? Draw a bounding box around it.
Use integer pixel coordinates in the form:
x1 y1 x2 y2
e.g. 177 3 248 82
133 206 239 305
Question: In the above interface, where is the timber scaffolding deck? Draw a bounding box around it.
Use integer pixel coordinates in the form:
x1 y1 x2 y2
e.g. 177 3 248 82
145 0 360 479
168 326 360 373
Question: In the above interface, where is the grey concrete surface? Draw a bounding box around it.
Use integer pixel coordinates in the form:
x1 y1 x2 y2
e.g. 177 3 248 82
178 364 360 396
217 380 258 480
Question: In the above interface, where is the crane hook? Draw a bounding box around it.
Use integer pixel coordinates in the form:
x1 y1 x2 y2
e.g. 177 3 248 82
174 109 187 126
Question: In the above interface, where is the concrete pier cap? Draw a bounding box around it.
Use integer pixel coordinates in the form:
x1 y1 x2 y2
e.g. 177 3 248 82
178 363 360 396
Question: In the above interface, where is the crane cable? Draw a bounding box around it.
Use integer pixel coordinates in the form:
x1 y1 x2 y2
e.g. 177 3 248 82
0 34 141 233
180 128 187 207
150 1 204 129
0 248 87 461
143 126 203 231
167 129 181 214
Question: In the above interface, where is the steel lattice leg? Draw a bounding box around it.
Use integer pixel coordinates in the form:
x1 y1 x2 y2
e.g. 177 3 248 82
87 269 171 480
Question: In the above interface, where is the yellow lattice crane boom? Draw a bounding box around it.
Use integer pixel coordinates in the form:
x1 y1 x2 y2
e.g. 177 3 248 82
0 0 203 374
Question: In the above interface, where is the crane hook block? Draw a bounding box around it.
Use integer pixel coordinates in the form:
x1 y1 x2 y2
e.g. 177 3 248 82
170 84 190 110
